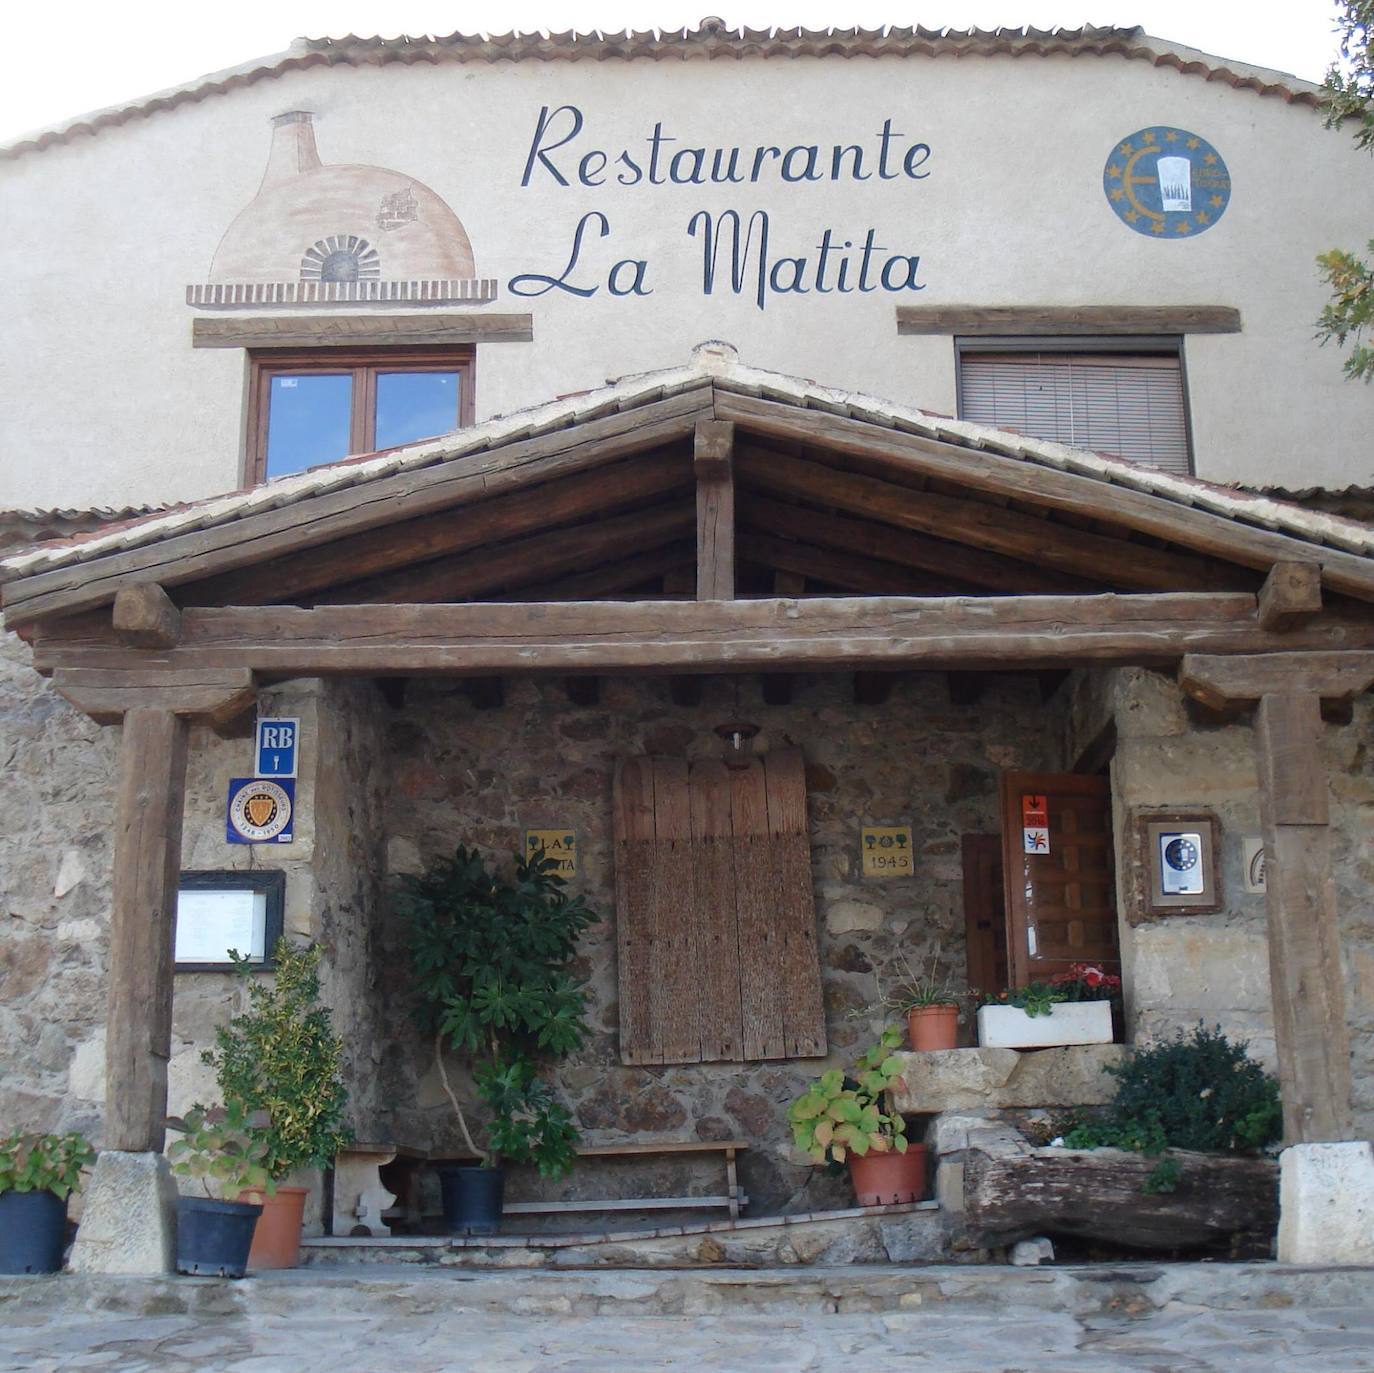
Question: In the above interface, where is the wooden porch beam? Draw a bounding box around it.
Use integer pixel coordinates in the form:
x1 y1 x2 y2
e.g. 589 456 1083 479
695 418 735 600
714 392 1374 602
1257 562 1322 632
32 595 1374 680
1255 692 1355 1143
53 667 257 728
736 446 1249 594
105 708 189 1152
112 583 181 648
1 386 713 627
1178 651 1374 711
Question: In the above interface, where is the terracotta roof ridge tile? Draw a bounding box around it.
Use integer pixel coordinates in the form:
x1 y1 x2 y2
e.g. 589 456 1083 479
0 25 1321 161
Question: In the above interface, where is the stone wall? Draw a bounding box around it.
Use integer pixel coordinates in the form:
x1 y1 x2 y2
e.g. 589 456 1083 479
380 671 1059 1213
1103 667 1374 1138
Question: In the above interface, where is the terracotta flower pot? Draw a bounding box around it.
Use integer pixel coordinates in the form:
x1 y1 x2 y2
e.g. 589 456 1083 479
238 1185 308 1270
847 1143 929 1206
907 1003 960 1051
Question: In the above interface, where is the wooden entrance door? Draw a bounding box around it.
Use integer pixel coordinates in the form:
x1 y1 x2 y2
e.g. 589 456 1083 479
999 772 1119 986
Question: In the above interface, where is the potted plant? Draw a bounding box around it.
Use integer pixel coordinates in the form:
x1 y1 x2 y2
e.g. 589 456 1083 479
977 963 1122 1048
397 845 594 1234
788 1026 929 1205
0 1131 94 1274
166 1103 273 1278
199 940 351 1269
880 944 969 1051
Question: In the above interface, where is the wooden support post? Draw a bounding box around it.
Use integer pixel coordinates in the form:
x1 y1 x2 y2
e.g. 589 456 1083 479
695 418 735 601
1258 562 1322 632
1255 692 1355 1144
105 708 189 1152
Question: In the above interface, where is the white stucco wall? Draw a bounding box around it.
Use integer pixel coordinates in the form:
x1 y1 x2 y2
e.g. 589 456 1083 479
2 48 1372 510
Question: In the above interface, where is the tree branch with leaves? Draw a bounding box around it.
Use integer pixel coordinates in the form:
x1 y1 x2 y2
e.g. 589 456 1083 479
1319 1 1374 381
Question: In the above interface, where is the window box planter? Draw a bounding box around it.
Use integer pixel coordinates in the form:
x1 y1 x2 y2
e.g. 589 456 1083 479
977 1000 1114 1049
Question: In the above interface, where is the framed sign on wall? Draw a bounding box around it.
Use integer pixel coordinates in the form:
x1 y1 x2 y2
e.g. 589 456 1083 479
1127 810 1223 919
174 870 286 972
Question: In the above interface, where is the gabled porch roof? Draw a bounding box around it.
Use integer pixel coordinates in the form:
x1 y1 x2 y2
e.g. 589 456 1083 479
4 342 1374 632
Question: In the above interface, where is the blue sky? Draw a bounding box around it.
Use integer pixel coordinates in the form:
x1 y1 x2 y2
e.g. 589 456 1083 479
0 1 1343 146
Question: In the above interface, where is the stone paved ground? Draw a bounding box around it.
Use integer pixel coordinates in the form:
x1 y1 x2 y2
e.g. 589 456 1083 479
3 1265 1374 1373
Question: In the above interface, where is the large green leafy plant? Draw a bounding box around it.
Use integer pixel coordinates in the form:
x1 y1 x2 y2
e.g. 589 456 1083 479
1061 1024 1281 1192
789 1026 911 1165
200 941 351 1180
0 1132 94 1200
397 846 594 1178
166 1103 274 1199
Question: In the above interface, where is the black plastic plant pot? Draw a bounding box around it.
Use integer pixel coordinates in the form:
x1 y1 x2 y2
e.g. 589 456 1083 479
175 1196 263 1278
0 1189 68 1274
437 1165 505 1236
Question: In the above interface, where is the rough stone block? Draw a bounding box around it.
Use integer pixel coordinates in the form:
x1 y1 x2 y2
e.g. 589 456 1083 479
930 1113 995 1156
68 1151 177 1275
977 1002 1113 1049
1277 1141 1374 1265
1011 1236 1055 1266
936 1159 966 1214
893 1046 1124 1113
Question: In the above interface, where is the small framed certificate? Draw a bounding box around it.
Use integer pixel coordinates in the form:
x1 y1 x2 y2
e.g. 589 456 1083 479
174 870 286 971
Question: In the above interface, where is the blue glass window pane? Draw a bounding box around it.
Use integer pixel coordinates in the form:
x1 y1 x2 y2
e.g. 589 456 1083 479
375 372 461 449
266 374 352 477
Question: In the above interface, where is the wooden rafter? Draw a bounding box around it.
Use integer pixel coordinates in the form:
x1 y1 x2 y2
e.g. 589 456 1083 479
737 490 1101 594
1 386 713 625
739 532 970 597
714 391 1374 600
31 595 1374 685
315 503 694 604
186 451 692 606
737 446 1251 593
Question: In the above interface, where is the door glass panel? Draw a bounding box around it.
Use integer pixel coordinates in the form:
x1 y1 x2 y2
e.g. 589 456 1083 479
375 371 461 449
265 374 352 478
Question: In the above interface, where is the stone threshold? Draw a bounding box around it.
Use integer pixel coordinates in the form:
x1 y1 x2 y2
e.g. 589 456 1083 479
304 1200 940 1252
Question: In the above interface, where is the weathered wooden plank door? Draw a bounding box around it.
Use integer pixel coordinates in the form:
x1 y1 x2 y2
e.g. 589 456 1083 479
961 833 1008 1001
613 747 826 1065
999 771 1119 987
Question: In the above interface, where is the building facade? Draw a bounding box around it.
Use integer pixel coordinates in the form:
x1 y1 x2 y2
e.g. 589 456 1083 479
2 24 1373 1265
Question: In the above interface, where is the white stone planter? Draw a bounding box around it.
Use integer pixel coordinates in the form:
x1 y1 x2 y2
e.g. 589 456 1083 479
977 1001 1114 1049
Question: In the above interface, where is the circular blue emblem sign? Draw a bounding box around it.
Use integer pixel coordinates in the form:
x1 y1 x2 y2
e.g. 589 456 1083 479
1103 127 1231 238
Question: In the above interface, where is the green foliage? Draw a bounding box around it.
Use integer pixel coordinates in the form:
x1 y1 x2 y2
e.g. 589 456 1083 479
1319 2 1374 381
1059 1025 1281 1192
397 845 595 1177
200 941 351 1180
984 983 1066 1018
880 943 968 1012
788 1026 911 1165
0 1132 94 1200
166 1103 275 1199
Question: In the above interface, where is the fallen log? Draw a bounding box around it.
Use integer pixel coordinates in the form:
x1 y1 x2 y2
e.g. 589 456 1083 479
963 1126 1278 1252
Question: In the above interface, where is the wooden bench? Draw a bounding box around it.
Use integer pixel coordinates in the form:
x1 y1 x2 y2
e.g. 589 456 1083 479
332 1139 749 1236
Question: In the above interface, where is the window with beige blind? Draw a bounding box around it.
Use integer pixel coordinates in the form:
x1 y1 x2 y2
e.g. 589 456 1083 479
612 749 827 1066
957 339 1192 475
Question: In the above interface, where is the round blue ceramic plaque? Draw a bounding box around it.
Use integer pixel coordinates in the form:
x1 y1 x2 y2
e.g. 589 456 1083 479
1103 127 1231 238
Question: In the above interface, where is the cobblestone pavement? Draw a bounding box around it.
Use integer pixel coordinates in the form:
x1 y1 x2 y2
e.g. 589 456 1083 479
3 1266 1373 1373
6 1303 1374 1372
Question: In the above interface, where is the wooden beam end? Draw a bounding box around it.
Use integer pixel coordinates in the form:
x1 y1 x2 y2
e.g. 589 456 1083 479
112 583 181 649
1258 562 1322 633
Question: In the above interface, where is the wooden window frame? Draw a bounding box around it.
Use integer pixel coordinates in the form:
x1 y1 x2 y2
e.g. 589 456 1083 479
245 346 476 485
954 334 1195 477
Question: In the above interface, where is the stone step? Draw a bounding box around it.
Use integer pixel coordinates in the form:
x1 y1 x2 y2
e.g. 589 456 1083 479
302 1201 945 1269
4 1262 1373 1325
